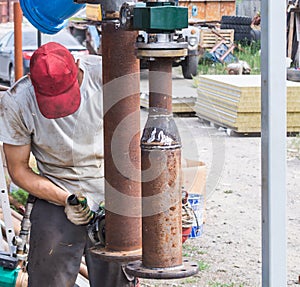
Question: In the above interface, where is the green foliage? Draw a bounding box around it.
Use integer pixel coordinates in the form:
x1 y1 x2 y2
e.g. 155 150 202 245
197 53 227 75
234 41 261 74
180 277 199 284
10 188 28 206
208 283 245 287
182 244 206 256
198 260 209 271
197 41 261 76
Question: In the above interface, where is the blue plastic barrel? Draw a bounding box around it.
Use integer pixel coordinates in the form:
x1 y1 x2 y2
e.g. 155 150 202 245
20 0 85 34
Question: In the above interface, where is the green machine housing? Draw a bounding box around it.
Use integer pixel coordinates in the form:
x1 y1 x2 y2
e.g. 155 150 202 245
0 266 20 287
133 2 188 33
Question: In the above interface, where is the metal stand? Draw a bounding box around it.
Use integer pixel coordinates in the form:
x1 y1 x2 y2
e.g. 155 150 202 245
0 151 16 256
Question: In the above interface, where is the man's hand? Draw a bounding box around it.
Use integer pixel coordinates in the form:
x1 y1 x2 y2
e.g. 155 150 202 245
64 194 94 225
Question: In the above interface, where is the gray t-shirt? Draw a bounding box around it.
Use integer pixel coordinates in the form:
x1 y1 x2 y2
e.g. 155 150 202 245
0 55 104 211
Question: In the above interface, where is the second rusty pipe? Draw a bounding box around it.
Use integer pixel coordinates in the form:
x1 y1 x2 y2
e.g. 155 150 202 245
149 58 173 113
141 58 182 268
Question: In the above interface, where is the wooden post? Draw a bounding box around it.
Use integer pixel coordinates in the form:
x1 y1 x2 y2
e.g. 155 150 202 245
288 12 295 59
14 2 23 83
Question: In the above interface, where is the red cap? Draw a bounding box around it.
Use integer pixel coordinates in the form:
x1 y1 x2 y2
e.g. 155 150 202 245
30 42 80 119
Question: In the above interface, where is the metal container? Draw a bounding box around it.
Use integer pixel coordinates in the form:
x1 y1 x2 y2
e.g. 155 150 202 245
20 0 85 34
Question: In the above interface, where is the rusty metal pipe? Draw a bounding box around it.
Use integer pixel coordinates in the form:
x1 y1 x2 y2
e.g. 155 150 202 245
141 148 182 268
141 58 182 269
149 58 173 113
14 2 23 82
102 22 141 252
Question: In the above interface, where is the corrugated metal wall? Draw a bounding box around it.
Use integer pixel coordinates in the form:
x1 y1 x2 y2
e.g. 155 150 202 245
179 0 236 23
236 0 260 17
0 0 17 23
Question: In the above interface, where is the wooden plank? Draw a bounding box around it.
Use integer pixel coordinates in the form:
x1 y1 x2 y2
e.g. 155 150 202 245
288 12 295 58
199 29 234 49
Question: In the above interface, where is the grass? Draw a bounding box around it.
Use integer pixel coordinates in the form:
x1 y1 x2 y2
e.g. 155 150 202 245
180 277 199 284
182 244 206 257
198 260 209 271
209 282 245 287
197 40 261 76
234 41 261 74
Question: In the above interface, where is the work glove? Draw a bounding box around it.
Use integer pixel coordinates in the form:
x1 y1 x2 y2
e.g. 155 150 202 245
64 193 94 225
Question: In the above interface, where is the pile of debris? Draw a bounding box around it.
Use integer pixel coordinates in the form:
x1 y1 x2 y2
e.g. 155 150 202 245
200 28 252 75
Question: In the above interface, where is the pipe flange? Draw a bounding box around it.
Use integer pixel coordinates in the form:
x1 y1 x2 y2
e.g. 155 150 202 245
125 259 199 279
136 48 187 59
90 246 142 263
136 41 187 50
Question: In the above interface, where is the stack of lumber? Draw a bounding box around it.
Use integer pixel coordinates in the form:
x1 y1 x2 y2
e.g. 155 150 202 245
199 28 234 50
194 75 300 133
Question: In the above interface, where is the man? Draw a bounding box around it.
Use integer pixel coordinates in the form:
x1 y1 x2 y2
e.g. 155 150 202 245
0 42 136 286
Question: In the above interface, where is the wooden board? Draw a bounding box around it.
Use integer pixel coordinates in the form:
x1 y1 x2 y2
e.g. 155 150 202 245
194 75 300 133
199 29 234 50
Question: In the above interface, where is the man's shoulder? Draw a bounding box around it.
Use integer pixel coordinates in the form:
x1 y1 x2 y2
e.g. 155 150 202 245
78 55 102 86
6 76 35 105
77 54 102 67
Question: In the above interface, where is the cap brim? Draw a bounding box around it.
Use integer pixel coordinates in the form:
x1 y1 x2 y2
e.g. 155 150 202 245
35 80 81 119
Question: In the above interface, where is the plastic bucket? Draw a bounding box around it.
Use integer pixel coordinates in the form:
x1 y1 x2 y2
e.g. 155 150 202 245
20 0 85 34
182 226 192 243
188 193 204 238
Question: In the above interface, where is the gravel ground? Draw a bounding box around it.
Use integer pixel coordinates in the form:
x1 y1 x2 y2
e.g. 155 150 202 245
139 113 300 287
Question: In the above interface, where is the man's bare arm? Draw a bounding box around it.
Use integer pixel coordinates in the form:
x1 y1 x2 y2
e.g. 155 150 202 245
3 143 68 206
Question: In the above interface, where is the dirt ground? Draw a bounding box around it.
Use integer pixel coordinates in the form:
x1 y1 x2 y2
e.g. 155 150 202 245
1 65 298 287
139 113 300 287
